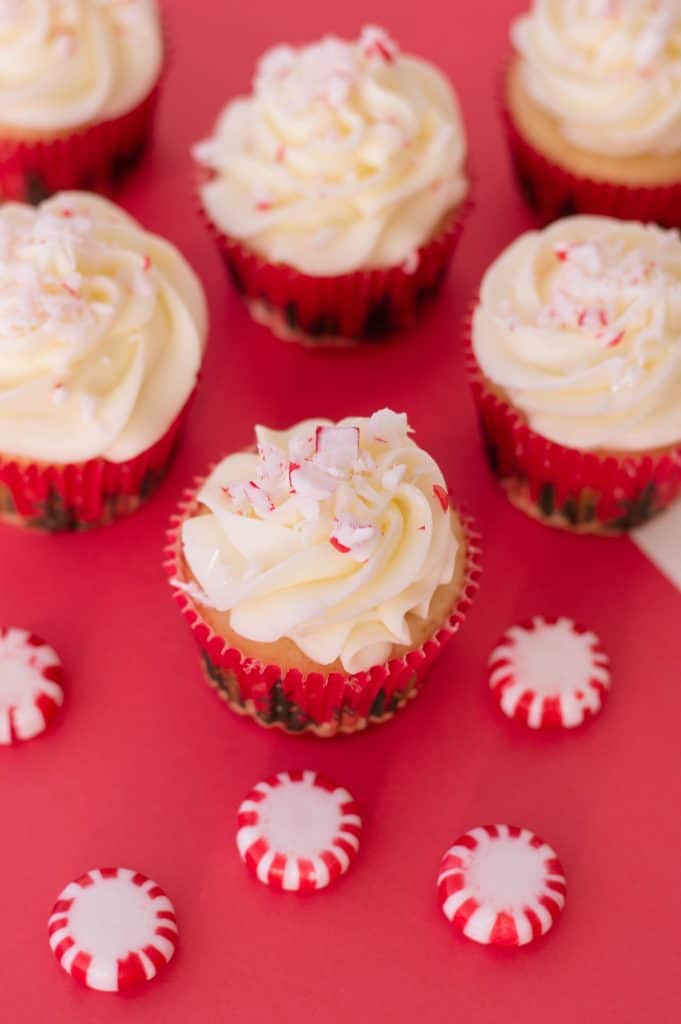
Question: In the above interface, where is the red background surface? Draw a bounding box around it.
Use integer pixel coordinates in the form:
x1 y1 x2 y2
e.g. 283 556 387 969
1 1 680 1021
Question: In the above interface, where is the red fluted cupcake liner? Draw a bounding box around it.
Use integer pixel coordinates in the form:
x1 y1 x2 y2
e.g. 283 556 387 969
197 175 471 344
465 311 681 533
502 99 681 227
0 411 185 532
164 483 481 737
0 83 161 204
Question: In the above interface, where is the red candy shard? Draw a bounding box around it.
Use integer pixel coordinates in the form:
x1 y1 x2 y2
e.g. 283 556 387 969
433 484 450 512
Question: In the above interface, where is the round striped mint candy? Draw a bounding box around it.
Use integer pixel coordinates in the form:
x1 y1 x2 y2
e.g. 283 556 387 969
489 616 611 729
438 825 566 947
236 770 362 891
0 627 64 744
48 868 178 991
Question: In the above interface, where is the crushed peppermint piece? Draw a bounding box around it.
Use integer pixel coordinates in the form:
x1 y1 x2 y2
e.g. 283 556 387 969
360 25 398 63
601 328 625 348
433 484 450 512
315 425 360 469
289 433 315 461
257 442 288 491
368 408 412 446
330 513 380 561
289 460 340 501
246 481 274 515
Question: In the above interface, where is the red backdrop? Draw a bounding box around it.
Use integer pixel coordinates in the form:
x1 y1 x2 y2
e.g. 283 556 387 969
1 1 680 1021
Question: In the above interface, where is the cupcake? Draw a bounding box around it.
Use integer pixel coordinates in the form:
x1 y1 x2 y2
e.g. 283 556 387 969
504 1 681 225
469 215 681 533
0 0 164 203
0 191 207 531
166 410 480 736
194 26 469 345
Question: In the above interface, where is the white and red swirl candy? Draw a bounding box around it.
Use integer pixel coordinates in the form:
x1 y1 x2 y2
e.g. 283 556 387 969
488 616 611 729
48 868 178 992
236 770 362 891
0 626 64 744
438 825 566 947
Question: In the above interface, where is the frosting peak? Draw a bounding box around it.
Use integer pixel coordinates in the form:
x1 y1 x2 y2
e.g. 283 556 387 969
180 411 459 673
0 192 207 464
0 0 163 133
473 215 681 451
195 26 468 275
512 0 681 157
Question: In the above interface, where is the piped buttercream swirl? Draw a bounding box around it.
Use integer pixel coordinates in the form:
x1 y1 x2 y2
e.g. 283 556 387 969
512 0 681 158
473 215 681 451
0 191 207 464
195 26 468 275
0 0 163 133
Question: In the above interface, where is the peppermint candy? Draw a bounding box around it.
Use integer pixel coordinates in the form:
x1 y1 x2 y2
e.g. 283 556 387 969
489 616 611 729
48 868 178 991
0 627 64 744
236 770 362 891
438 825 566 947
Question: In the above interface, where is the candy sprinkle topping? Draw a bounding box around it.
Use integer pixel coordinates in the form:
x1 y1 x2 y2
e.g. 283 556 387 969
215 410 448 561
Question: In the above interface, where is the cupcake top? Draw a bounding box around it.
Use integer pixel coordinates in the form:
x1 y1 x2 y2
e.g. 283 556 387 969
0 0 163 134
512 0 681 158
472 215 681 452
194 26 468 276
180 410 460 673
0 192 207 464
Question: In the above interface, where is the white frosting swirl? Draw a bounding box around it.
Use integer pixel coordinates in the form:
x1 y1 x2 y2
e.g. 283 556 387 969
181 410 459 673
473 216 681 452
194 26 468 275
512 0 681 157
0 192 207 464
0 0 163 133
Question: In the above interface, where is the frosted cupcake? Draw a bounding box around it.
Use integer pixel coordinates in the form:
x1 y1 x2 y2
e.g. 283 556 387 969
0 0 164 202
194 26 469 345
469 215 681 533
166 410 480 736
505 1 681 225
0 192 207 531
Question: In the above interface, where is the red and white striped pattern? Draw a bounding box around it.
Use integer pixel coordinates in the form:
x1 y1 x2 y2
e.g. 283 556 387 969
438 825 566 947
0 627 64 744
48 868 178 992
489 616 611 729
236 770 362 891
